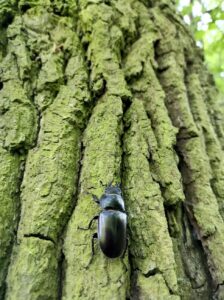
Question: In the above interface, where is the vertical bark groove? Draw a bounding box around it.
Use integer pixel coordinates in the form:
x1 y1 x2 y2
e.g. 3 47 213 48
153 6 224 299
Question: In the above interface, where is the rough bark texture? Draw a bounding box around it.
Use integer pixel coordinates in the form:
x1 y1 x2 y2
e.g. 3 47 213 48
1 0 224 299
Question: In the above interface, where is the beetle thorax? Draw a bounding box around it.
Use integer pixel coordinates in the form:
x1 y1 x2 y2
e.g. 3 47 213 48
99 194 125 211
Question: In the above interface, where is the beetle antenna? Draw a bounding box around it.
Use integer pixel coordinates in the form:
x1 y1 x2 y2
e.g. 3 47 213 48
184 200 194 207
100 180 111 187
109 180 113 187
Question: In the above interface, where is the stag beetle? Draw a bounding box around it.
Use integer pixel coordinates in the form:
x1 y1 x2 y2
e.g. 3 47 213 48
79 183 127 258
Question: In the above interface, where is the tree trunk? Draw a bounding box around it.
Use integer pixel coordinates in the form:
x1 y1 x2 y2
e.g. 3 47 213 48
1 1 224 299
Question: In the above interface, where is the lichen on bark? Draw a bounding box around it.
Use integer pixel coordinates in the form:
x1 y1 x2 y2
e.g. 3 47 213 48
122 99 179 298
62 95 129 300
153 7 224 298
4 5 91 300
0 149 22 298
6 238 59 300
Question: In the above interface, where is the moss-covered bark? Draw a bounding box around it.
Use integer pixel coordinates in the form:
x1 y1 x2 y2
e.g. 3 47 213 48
1 0 224 299
63 95 129 299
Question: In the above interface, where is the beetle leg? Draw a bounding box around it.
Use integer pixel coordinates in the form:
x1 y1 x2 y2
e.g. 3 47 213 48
121 238 128 259
109 180 113 187
92 194 100 204
78 215 99 230
86 233 98 266
91 233 98 256
85 192 100 204
120 238 129 272
115 182 121 188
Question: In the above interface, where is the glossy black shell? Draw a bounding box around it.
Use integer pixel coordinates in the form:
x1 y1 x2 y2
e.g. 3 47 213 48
98 210 127 258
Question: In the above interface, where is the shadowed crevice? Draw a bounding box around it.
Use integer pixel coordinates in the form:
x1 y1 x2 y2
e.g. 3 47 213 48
153 18 217 296
19 4 31 13
57 251 65 300
143 267 160 278
24 234 55 245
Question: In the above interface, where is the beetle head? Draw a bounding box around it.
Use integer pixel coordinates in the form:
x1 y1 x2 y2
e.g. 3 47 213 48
105 184 121 195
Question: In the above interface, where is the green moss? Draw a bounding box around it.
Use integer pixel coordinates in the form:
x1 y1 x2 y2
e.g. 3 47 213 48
0 148 22 297
6 238 58 300
199 66 224 150
22 9 73 110
124 3 184 206
136 273 180 300
206 87 224 150
17 112 81 242
63 95 130 299
155 8 224 290
5 10 91 299
179 137 224 233
112 0 137 40
18 0 77 16
123 99 178 296
0 12 40 296
0 17 39 151
79 3 131 99
158 58 198 136
1 1 223 299
16 30 90 242
186 66 224 221
0 81 38 150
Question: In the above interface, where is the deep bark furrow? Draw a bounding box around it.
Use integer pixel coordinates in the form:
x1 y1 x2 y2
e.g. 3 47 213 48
122 99 179 299
23 233 55 244
170 203 213 299
0 1 17 28
57 134 86 299
154 8 224 298
0 27 7 64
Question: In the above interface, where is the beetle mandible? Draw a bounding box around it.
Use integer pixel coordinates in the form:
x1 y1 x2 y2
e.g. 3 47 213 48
79 183 128 258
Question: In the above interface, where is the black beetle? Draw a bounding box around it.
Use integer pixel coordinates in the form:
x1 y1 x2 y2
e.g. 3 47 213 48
79 184 128 258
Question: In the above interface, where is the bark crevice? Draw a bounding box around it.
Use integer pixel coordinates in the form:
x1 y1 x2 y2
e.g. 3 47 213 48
23 233 55 245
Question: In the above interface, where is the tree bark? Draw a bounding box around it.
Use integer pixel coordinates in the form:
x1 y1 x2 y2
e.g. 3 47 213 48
1 0 224 299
